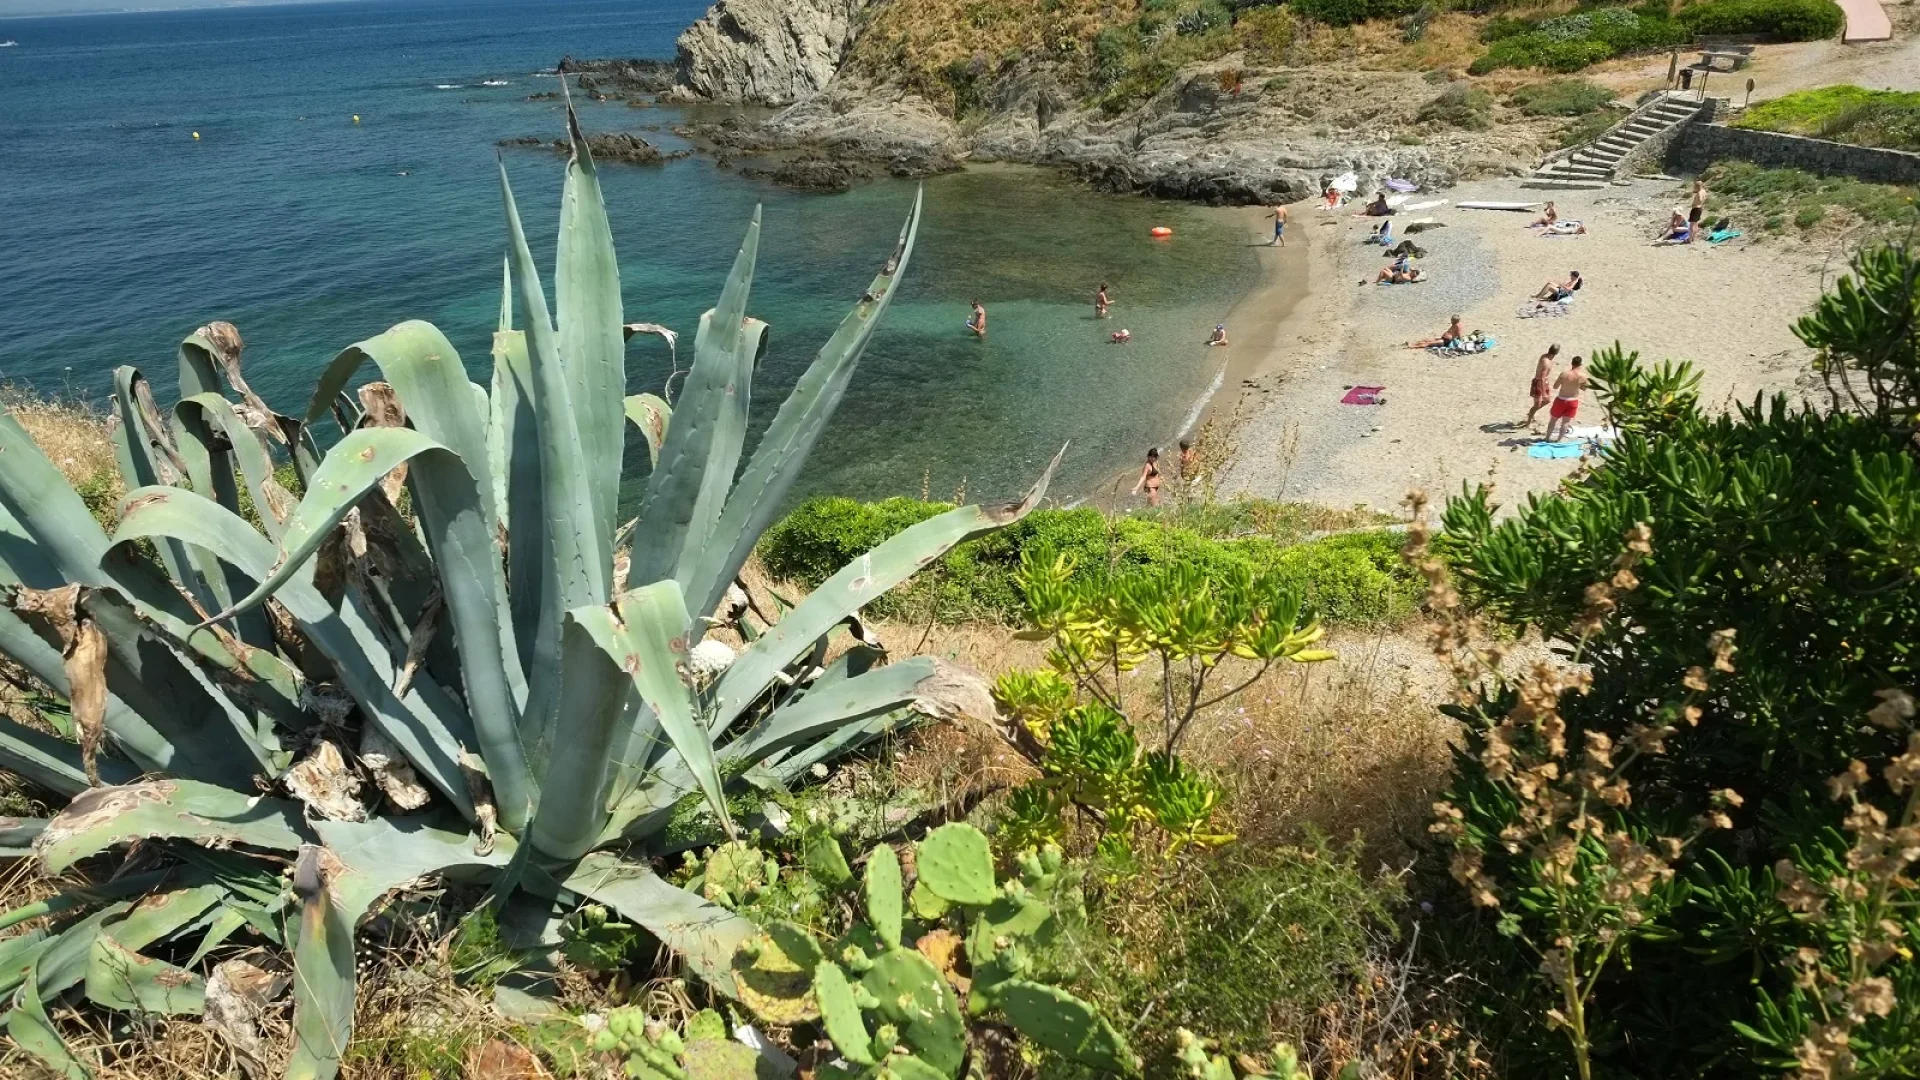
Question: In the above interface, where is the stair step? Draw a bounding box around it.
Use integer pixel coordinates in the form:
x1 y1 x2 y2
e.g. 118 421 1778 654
1521 177 1612 190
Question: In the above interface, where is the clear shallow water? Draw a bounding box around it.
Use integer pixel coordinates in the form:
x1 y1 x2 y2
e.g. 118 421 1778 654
0 0 1258 503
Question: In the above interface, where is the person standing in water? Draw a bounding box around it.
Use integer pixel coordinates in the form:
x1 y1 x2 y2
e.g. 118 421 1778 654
1526 344 1560 429
1095 283 1112 319
1545 355 1588 443
966 299 987 338
1268 203 1288 247
1132 447 1163 507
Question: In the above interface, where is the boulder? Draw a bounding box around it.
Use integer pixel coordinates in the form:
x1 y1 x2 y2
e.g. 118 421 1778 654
674 0 873 105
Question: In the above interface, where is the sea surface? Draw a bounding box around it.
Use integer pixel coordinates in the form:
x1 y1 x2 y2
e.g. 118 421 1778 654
0 0 1259 504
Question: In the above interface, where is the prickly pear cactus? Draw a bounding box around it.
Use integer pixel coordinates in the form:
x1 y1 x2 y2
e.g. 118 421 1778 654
863 947 968 1076
804 824 854 887
731 929 819 1025
694 839 776 908
996 979 1140 1075
916 823 998 906
865 843 904 950
815 959 879 1065
587 1006 770 1080
1175 1029 1308 1080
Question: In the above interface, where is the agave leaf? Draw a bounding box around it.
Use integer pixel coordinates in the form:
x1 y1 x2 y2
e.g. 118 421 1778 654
174 392 293 541
499 160 613 757
86 935 205 1015
36 780 307 874
286 847 353 1080
0 929 50 999
623 393 671 468
763 707 913 787
555 104 627 547
551 851 755 993
313 816 517 920
0 871 171 938
490 326 544 676
630 208 760 590
713 445 1063 730
568 581 732 843
682 189 923 621
724 657 937 764
110 367 213 610
9 958 91 1079
184 906 253 969
0 816 46 857
526 610 633 860
0 714 132 797
112 486 478 817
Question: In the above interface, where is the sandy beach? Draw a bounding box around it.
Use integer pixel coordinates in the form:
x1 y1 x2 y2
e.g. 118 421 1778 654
1212 178 1833 512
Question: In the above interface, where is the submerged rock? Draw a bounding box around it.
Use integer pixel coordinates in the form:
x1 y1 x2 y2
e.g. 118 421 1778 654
498 131 690 166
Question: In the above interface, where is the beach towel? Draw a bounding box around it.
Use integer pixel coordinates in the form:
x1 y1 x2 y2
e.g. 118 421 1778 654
1708 229 1742 244
1542 221 1586 236
1386 194 1411 208
1404 220 1444 234
1402 199 1446 212
1386 178 1418 192
1340 385 1386 405
1432 335 1496 357
1527 440 1584 459
1330 171 1358 193
1518 300 1571 319
1565 424 1619 445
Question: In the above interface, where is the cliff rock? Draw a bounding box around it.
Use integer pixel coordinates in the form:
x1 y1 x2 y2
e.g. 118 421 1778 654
673 0 873 106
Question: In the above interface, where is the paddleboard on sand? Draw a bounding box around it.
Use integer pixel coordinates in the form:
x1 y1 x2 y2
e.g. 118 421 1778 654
1459 201 1538 211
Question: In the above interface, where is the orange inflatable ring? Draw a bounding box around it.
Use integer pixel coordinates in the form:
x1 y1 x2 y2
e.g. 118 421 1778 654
1150 226 1173 238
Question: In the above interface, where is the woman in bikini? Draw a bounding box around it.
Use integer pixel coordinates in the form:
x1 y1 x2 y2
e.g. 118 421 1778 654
1132 447 1163 507
1095 283 1112 319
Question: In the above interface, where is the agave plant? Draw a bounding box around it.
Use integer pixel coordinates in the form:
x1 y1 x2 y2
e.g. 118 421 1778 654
0 109 1057 1078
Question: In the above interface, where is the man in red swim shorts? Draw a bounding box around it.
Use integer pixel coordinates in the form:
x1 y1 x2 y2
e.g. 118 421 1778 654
1545 354 1587 444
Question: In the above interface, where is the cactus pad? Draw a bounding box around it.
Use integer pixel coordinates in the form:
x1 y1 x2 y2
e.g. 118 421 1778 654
731 932 818 1026
964 894 1054 967
803 825 853 887
862 947 967 1076
997 979 1140 1075
909 879 952 921
1176 1029 1237 1080
813 959 877 1066
865 843 904 949
879 1055 950 1080
764 919 825 973
915 823 998 906
681 1038 770 1080
685 1009 728 1044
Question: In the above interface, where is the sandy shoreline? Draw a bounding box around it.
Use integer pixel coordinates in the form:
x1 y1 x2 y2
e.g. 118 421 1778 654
1212 178 1831 514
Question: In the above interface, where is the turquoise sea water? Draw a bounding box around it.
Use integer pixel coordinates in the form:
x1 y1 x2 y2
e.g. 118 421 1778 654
0 0 1258 503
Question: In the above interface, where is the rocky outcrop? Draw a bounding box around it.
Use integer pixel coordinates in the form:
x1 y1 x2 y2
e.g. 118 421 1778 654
557 56 678 98
499 132 689 166
699 61 1541 204
672 0 873 105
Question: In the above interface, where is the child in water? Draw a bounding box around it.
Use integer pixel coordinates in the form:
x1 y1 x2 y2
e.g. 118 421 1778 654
966 299 987 338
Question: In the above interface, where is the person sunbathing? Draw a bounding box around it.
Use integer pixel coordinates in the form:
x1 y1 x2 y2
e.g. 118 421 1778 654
1409 315 1465 349
1367 253 1417 285
1530 201 1559 228
1658 208 1691 243
1532 269 1582 301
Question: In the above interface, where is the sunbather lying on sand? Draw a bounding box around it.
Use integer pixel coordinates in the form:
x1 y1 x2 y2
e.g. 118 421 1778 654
1530 201 1559 228
1533 269 1582 301
1369 254 1419 284
1408 315 1465 349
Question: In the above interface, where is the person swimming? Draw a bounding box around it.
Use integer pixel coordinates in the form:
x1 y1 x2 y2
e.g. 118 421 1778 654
966 299 987 338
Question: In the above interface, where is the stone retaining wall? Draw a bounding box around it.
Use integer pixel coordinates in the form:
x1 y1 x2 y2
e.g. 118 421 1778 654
1667 123 1920 185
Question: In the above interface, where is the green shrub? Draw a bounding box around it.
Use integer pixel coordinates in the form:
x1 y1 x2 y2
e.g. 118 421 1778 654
1469 6 1687 73
1702 160 1920 233
1418 82 1495 129
1508 77 1614 116
756 498 1419 626
1054 839 1401 1071
1290 0 1420 27
1734 85 1920 151
1678 0 1843 40
1426 246 1920 1078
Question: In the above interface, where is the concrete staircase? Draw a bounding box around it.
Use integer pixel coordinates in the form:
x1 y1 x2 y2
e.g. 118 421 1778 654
1526 93 1707 189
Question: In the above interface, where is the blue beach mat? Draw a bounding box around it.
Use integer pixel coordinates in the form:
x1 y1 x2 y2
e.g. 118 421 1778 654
1527 440 1584 459
1709 229 1743 244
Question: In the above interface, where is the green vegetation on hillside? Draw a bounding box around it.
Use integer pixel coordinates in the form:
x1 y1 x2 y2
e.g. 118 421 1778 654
1469 0 1840 75
1734 85 1920 151
1702 160 1920 234
758 495 1417 626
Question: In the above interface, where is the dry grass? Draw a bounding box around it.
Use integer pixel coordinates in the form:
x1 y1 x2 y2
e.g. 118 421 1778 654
4 386 121 496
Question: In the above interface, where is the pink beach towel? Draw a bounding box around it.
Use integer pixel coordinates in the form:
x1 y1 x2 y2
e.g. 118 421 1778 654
1341 386 1386 405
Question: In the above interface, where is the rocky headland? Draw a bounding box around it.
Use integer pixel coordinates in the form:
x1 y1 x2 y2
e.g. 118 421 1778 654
560 0 1574 202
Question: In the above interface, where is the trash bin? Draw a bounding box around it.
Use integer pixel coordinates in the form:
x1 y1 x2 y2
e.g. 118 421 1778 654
1680 68 1694 91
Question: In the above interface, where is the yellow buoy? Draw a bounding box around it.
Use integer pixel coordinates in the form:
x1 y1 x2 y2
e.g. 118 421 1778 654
351 114 361 123
191 131 200 140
